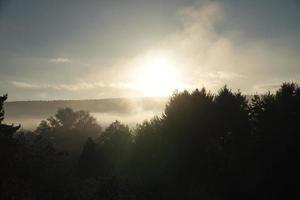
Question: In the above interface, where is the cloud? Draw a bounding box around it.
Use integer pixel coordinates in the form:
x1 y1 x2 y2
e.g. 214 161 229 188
11 81 40 89
132 0 300 93
207 71 244 80
49 57 71 63
11 80 142 92
11 81 100 91
9 0 300 100
112 1 236 92
253 83 281 94
114 1 243 92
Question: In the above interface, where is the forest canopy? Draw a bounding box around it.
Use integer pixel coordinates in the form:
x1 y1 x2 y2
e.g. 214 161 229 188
0 82 299 200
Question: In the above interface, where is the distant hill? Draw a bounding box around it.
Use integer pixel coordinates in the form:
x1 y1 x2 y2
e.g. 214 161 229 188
4 97 168 130
3 95 254 130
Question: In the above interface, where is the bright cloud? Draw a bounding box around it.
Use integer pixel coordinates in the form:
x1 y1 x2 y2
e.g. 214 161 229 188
135 0 300 93
48 0 300 96
5 0 300 100
49 57 71 63
11 81 41 89
11 81 143 92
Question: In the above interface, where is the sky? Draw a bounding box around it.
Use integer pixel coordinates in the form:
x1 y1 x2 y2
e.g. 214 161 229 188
1 0 300 101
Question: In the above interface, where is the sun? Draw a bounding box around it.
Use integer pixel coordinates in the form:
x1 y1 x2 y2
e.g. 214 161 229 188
134 51 182 96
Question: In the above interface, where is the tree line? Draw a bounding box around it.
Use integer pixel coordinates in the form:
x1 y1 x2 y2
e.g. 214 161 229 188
0 82 299 200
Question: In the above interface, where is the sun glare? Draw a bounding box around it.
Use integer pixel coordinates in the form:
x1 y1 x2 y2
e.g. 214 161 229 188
134 51 182 96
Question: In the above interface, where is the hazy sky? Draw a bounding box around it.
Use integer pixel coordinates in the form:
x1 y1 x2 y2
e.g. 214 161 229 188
1 0 300 100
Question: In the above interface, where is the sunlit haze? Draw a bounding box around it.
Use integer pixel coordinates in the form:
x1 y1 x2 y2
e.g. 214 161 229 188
1 0 300 100
0 1 299 198
132 51 183 96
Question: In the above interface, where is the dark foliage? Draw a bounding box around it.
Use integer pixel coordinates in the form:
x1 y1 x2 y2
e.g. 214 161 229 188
35 107 102 155
0 82 300 200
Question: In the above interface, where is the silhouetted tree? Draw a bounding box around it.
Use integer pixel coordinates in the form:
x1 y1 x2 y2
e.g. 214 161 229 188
0 94 23 199
97 121 132 176
161 88 221 198
1 82 300 200
131 116 165 182
213 86 253 199
249 82 300 199
79 137 98 178
0 95 66 200
0 94 20 140
35 107 102 155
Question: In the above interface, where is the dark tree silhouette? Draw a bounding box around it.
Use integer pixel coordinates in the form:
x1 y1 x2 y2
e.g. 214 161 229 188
0 95 62 200
79 137 98 178
1 82 300 200
131 116 165 182
0 94 20 140
249 82 300 199
97 121 132 176
35 107 102 155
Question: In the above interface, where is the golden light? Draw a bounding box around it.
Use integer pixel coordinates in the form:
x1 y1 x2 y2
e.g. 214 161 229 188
133 51 182 96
